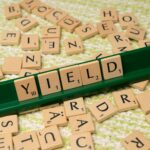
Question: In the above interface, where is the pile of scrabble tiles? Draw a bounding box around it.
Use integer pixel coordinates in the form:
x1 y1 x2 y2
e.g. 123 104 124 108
0 0 150 149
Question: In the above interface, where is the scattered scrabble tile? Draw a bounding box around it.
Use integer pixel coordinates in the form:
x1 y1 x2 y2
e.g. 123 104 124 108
14 76 39 101
101 55 123 80
88 99 117 122
122 131 150 150
136 91 150 114
60 65 82 90
41 38 60 54
71 132 94 150
42 106 67 127
100 8 118 23
21 34 39 51
0 31 21 46
38 70 61 96
41 26 61 38
79 60 102 85
0 69 4 79
113 89 138 112
22 52 41 69
13 131 40 150
131 80 149 91
0 115 18 134
138 39 150 48
146 113 150 124
40 103 59 111
126 25 146 41
16 16 38 32
119 13 138 29
4 3 22 20
64 37 84 55
75 23 98 40
19 69 38 77
92 51 109 59
46 8 67 24
58 15 81 33
37 125 63 150
2 57 22 75
64 97 86 117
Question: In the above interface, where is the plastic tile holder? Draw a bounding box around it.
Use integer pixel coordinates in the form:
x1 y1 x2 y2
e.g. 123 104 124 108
0 46 150 116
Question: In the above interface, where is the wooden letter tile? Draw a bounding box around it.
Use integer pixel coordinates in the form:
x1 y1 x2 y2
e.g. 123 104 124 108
0 69 4 79
14 76 39 101
146 114 150 124
138 39 150 48
19 69 38 77
113 89 138 112
131 80 149 91
101 55 123 80
37 125 63 150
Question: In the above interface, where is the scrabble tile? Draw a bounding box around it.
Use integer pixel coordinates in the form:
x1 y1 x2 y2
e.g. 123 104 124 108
100 8 118 23
126 25 146 41
4 3 22 20
88 99 117 122
59 65 82 90
101 55 123 80
19 69 38 77
0 133 13 150
40 103 59 111
16 16 38 32
41 26 61 38
21 34 39 51
14 76 39 101
32 2 53 19
75 23 98 40
71 132 94 150
41 38 60 55
64 97 86 117
138 39 150 48
113 89 138 112
13 131 40 150
37 125 63 150
0 115 18 134
0 69 4 79
64 38 84 55
69 113 95 133
92 51 109 59
122 131 150 150
146 114 150 124
131 80 149 91
20 0 40 13
22 52 41 69
58 15 81 33
97 21 116 38
119 13 138 29
0 31 21 46
46 8 67 25
79 61 102 85
42 106 67 127
2 57 22 75
38 70 61 96
136 91 150 114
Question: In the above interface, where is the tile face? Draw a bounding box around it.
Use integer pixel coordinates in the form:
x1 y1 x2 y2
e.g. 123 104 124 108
13 131 40 150
22 52 41 69
38 71 61 96
21 34 39 51
88 99 117 122
69 113 95 134
71 132 94 150
46 8 67 24
75 23 98 40
42 106 67 127
2 57 22 75
138 39 150 48
0 31 21 46
131 80 149 91
113 89 138 112
0 69 4 79
122 131 150 150
4 3 22 20
64 38 84 55
60 65 82 90
146 114 150 124
79 61 102 85
14 76 39 101
16 16 38 32
101 55 123 80
41 38 60 54
136 91 150 114
19 69 38 77
0 115 18 134
58 15 81 33
37 125 63 150
64 97 86 117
